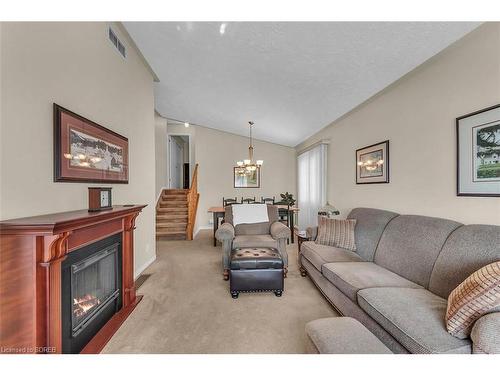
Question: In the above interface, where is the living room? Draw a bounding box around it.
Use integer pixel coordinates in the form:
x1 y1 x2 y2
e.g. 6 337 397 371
0 1 499 373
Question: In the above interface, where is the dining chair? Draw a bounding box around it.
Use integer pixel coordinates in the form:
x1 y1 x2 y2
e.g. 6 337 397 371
223 197 239 207
241 197 256 204
261 196 275 204
274 201 291 244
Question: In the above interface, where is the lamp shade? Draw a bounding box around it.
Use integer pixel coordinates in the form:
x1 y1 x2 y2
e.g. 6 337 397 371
318 202 340 218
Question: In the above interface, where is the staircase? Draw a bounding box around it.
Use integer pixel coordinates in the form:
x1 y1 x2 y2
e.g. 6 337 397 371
156 189 189 240
156 164 199 241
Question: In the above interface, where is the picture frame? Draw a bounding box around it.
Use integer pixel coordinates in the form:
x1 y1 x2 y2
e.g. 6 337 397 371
54 104 129 183
234 167 260 188
456 104 500 197
356 140 389 184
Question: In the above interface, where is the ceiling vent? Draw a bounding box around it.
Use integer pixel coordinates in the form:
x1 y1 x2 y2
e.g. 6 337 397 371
108 27 126 59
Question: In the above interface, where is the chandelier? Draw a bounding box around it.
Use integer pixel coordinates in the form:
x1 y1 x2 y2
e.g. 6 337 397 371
235 121 263 176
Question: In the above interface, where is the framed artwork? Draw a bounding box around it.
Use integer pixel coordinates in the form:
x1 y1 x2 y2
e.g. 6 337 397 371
54 104 129 183
356 140 389 184
234 167 260 188
456 104 500 197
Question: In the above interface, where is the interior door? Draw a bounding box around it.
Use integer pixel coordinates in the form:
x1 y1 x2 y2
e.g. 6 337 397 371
169 137 183 189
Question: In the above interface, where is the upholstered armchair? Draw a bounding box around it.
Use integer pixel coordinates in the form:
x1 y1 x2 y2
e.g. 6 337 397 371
215 204 290 280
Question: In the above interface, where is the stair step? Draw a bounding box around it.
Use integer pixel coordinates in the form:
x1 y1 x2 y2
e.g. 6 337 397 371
157 207 188 213
163 195 187 200
156 222 187 228
156 228 186 234
160 202 187 207
164 189 188 193
156 215 187 222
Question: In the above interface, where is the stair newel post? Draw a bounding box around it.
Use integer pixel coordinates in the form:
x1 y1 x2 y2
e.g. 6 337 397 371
186 164 199 240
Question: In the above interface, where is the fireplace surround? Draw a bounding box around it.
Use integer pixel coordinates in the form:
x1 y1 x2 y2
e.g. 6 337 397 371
0 205 146 354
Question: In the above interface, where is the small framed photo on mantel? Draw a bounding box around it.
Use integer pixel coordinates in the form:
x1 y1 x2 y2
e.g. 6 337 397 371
356 140 389 184
456 104 500 197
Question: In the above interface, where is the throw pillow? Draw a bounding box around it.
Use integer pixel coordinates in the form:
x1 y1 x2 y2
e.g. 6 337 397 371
446 261 500 339
315 216 357 251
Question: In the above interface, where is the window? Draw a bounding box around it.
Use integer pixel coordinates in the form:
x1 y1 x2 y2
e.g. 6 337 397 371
297 143 327 230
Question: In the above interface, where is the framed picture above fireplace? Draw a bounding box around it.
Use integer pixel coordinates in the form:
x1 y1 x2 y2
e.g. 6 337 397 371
54 104 129 183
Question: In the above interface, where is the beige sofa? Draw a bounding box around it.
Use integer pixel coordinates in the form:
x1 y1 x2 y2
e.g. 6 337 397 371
301 207 500 354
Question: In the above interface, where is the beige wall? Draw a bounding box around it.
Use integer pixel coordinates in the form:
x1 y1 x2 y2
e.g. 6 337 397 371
155 113 168 198
165 121 296 233
0 22 157 276
296 23 500 225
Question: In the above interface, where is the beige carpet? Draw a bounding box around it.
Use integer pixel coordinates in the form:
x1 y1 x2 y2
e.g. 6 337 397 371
102 230 338 353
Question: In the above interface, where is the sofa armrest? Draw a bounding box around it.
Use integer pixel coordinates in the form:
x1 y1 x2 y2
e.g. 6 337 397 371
471 312 500 354
215 222 235 241
270 221 291 240
306 226 318 241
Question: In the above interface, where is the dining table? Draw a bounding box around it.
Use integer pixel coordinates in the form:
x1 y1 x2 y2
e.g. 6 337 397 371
207 205 299 247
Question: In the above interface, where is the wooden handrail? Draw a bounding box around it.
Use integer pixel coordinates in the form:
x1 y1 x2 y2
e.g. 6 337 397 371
186 164 199 240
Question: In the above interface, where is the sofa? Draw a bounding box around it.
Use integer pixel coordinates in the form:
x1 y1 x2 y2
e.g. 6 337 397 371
301 207 500 354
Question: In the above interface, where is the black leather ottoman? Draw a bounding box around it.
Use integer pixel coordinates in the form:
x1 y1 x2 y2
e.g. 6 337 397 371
229 248 284 299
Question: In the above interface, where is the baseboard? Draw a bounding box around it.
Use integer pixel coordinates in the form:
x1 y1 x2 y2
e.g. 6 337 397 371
194 225 211 239
134 254 156 280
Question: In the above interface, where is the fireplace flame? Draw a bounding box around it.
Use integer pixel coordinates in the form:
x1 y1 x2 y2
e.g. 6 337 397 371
73 294 101 318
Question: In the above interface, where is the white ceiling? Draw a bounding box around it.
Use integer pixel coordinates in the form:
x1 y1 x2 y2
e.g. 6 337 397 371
124 22 480 147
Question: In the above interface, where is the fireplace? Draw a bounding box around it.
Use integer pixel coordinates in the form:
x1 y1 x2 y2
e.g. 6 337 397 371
61 233 123 354
0 205 145 354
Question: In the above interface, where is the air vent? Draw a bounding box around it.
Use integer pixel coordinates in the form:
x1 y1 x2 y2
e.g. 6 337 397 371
108 27 126 59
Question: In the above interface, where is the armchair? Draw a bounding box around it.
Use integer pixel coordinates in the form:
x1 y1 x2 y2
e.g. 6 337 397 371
215 204 290 280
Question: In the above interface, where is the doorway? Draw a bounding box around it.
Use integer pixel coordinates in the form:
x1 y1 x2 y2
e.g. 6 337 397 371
168 135 190 189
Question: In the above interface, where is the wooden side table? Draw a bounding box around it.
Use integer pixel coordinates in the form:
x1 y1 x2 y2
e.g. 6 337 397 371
296 231 310 277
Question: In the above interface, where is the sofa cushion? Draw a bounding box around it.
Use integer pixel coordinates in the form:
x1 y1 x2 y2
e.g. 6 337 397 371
428 224 500 299
446 261 500 339
357 287 471 354
374 215 462 288
305 317 392 354
347 208 399 261
233 234 277 249
315 217 357 251
322 262 422 301
301 241 363 272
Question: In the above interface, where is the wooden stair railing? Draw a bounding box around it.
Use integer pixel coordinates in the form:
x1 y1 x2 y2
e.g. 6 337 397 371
186 164 199 240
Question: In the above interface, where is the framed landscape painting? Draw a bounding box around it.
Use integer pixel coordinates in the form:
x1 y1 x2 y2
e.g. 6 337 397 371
457 104 500 196
54 104 129 183
234 167 260 188
356 140 389 184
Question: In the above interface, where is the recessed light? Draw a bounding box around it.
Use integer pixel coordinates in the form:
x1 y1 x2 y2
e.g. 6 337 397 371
219 23 227 35
184 122 190 128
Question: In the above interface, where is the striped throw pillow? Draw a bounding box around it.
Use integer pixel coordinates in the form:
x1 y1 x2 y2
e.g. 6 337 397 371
315 216 357 251
446 261 500 339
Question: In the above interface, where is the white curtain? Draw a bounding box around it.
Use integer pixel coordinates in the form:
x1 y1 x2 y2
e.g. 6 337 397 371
298 143 327 230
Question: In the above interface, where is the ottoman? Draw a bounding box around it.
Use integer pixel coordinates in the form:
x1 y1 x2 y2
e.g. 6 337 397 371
305 317 392 354
229 247 284 299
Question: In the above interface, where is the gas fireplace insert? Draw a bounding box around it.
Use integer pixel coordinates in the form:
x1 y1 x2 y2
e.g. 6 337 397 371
61 233 123 353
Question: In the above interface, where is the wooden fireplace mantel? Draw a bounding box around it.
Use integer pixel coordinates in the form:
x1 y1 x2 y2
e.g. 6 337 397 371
0 205 147 354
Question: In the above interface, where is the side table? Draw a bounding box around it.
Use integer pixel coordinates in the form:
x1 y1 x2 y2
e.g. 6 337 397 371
296 230 310 277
